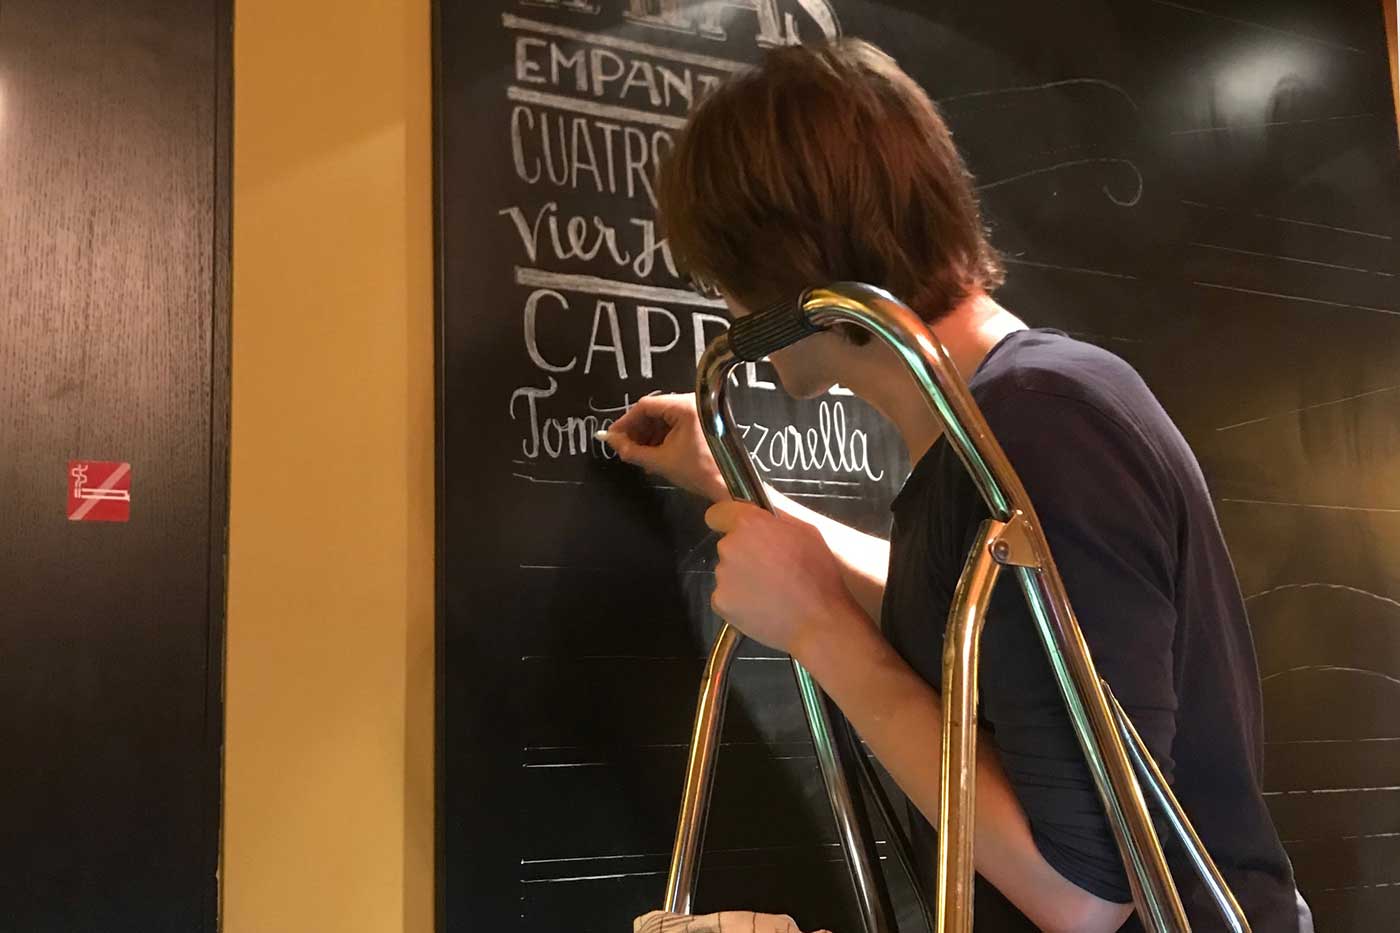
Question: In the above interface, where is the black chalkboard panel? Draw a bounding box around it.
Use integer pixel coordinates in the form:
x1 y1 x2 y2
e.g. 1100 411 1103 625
435 2 1399 930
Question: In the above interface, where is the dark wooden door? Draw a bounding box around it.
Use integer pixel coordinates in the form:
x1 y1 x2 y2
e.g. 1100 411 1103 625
0 1 230 930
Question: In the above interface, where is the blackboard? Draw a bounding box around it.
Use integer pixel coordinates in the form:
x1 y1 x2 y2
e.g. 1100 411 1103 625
0 1 230 930
434 2 1400 930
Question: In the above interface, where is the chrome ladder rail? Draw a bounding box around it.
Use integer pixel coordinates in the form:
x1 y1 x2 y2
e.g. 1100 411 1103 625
663 282 1249 933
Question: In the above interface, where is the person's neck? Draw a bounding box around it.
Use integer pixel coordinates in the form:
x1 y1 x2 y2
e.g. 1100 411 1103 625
841 292 1026 466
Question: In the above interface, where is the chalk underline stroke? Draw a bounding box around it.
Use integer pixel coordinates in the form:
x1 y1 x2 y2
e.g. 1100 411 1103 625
1262 665 1400 691
521 841 849 869
521 868 667 884
510 471 863 502
512 472 583 486
1147 0 1364 54
1003 255 1138 281
1218 497 1400 515
1264 783 1400 796
1244 582 1400 614
506 85 687 131
1193 242 1394 278
1319 881 1400 894
1169 112 1379 136
1270 739 1400 748
1193 281 1400 317
515 266 725 307
1181 200 1393 241
937 77 1139 112
1217 384 1400 432
770 476 862 487
976 157 1143 207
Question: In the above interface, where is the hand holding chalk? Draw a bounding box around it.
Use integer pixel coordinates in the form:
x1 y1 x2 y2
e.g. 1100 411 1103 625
600 394 728 503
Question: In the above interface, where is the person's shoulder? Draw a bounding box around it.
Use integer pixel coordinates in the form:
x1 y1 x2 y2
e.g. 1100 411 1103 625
957 330 1193 553
970 329 1183 495
972 329 1150 417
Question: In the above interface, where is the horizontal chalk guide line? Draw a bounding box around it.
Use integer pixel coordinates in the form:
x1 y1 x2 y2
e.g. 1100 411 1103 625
1180 200 1393 240
1192 281 1400 317
1218 497 1400 515
1146 0 1365 54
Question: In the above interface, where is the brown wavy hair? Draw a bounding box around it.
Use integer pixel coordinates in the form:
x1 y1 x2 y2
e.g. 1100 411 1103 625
657 39 1002 333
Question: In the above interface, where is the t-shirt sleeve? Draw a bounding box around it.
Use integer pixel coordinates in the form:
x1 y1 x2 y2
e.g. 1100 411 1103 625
963 387 1181 904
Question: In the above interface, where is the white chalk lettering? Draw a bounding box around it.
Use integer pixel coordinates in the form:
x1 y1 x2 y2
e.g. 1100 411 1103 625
511 33 720 112
500 203 633 268
510 378 555 459
523 289 578 373
692 312 730 367
548 42 587 91
501 4 874 490
738 401 884 481
585 300 627 378
511 384 645 461
515 36 549 84
516 289 758 387
629 218 678 279
636 305 679 378
623 125 655 206
509 105 670 204
496 203 699 287
745 360 776 391
659 63 696 109
510 387 881 482
589 47 626 98
510 107 542 183
569 119 602 190
689 311 745 386
619 59 661 106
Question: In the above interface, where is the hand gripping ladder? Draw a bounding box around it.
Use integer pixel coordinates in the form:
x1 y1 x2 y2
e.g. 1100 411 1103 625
662 283 1251 933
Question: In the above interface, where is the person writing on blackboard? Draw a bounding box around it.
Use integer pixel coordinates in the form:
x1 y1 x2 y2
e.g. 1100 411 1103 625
602 39 1311 933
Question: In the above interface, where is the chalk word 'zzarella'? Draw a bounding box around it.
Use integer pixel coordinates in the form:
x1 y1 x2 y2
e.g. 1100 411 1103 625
737 400 884 481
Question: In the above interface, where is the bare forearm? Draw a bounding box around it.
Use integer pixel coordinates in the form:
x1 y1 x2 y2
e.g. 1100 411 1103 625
766 486 888 619
797 607 1133 933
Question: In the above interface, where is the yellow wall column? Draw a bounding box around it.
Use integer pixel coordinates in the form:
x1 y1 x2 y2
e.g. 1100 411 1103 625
226 2 434 931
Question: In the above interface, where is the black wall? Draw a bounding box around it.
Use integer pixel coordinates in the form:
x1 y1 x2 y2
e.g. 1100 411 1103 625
0 1 230 930
436 2 1399 930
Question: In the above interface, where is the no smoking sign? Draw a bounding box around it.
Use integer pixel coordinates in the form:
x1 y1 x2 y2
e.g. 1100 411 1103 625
67 460 132 523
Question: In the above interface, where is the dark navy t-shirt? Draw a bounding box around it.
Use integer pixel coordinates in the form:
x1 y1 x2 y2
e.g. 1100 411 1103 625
881 329 1311 931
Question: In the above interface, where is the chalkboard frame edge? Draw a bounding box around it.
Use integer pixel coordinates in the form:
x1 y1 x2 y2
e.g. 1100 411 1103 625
431 0 448 930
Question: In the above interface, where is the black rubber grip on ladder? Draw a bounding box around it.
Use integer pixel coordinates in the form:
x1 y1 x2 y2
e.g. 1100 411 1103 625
727 298 822 362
